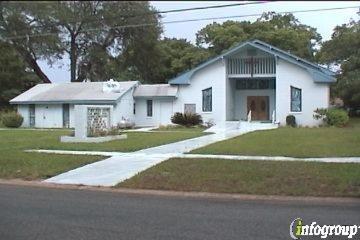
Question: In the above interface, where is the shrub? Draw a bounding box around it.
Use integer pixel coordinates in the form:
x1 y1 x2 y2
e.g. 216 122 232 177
171 112 202 126
314 108 349 127
171 112 185 125
184 113 203 126
1 111 23 128
204 119 215 128
326 109 349 127
87 125 123 137
286 115 296 127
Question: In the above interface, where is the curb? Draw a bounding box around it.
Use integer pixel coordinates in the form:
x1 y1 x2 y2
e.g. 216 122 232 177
0 179 359 205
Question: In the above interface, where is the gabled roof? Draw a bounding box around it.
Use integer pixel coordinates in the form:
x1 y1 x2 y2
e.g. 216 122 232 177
10 81 138 105
133 84 178 98
168 39 336 85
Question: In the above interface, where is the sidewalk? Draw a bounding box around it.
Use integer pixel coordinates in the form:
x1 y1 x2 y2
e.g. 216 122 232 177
44 125 277 186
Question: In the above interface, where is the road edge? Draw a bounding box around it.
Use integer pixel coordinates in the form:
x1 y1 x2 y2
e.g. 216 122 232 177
0 179 359 205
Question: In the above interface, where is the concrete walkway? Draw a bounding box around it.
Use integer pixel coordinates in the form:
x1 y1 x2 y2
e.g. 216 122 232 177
31 149 360 163
182 154 360 163
44 123 278 186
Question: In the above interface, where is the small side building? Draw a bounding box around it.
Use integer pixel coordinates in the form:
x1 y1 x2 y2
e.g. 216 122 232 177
10 81 139 128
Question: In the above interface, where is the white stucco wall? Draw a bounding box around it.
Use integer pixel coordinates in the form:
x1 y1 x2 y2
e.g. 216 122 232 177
234 89 275 121
134 98 174 127
113 88 135 125
17 105 30 127
172 59 227 124
276 59 330 126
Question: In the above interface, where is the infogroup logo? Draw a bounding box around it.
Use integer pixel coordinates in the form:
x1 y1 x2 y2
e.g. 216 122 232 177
290 218 360 239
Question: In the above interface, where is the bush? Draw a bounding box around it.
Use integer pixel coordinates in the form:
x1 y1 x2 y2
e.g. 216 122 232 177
1 111 23 128
313 108 349 127
326 109 349 127
171 112 202 126
88 125 123 137
171 112 184 125
286 115 296 127
183 113 203 126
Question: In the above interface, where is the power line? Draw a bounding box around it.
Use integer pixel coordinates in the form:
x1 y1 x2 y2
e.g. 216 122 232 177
4 1 273 24
161 5 360 25
2 5 359 41
0 1 273 38
153 1 271 15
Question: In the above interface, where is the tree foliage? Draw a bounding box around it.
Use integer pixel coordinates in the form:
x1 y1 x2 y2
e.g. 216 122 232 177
318 16 360 108
196 12 321 61
0 1 63 83
0 1 162 83
156 38 210 82
0 42 40 108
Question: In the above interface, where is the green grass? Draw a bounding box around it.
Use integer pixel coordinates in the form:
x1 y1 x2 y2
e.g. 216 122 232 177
119 158 360 197
191 118 360 157
0 129 204 180
0 129 102 180
0 129 205 152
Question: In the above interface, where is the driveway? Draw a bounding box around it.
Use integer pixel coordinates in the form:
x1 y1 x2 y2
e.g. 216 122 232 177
45 124 277 186
1 184 359 240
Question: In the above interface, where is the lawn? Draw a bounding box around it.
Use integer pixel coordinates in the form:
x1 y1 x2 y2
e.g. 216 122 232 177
0 129 102 180
0 129 205 152
191 118 360 157
0 128 205 180
119 158 360 197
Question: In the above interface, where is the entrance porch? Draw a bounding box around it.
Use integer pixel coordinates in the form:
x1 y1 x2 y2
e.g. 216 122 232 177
226 77 276 122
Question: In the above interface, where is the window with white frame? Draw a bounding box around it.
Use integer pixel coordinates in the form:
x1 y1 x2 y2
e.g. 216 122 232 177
202 87 212 112
146 100 153 117
290 86 302 112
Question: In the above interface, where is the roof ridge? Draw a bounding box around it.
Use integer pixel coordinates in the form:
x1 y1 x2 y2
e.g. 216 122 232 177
251 39 333 74
169 39 335 85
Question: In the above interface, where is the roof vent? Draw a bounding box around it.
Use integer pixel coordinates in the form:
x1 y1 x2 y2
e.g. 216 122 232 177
103 79 122 93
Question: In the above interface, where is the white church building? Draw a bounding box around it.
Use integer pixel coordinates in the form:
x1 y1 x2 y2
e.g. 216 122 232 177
10 40 335 128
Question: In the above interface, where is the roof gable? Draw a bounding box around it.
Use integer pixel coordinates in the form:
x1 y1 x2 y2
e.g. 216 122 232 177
168 39 336 85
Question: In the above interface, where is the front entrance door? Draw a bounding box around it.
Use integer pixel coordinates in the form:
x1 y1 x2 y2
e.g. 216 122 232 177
247 96 269 121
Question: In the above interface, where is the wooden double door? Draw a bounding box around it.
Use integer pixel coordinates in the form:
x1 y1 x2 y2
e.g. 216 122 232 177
247 96 269 121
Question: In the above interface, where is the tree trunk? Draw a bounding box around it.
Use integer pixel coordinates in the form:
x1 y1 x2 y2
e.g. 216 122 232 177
20 49 51 83
70 34 77 82
29 58 51 83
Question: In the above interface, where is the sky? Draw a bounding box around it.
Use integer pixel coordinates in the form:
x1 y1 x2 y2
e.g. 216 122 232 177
39 1 360 83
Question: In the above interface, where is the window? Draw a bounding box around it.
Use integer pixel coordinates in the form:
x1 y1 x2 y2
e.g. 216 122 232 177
146 100 153 117
202 88 212 112
29 104 35 127
184 104 196 114
291 86 302 112
133 103 136 115
235 78 275 90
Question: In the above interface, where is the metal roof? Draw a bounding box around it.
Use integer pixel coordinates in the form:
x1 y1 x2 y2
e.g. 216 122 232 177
10 81 139 105
133 84 178 98
168 39 336 85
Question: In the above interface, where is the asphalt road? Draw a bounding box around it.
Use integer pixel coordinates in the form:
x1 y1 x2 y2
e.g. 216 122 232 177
0 184 359 240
